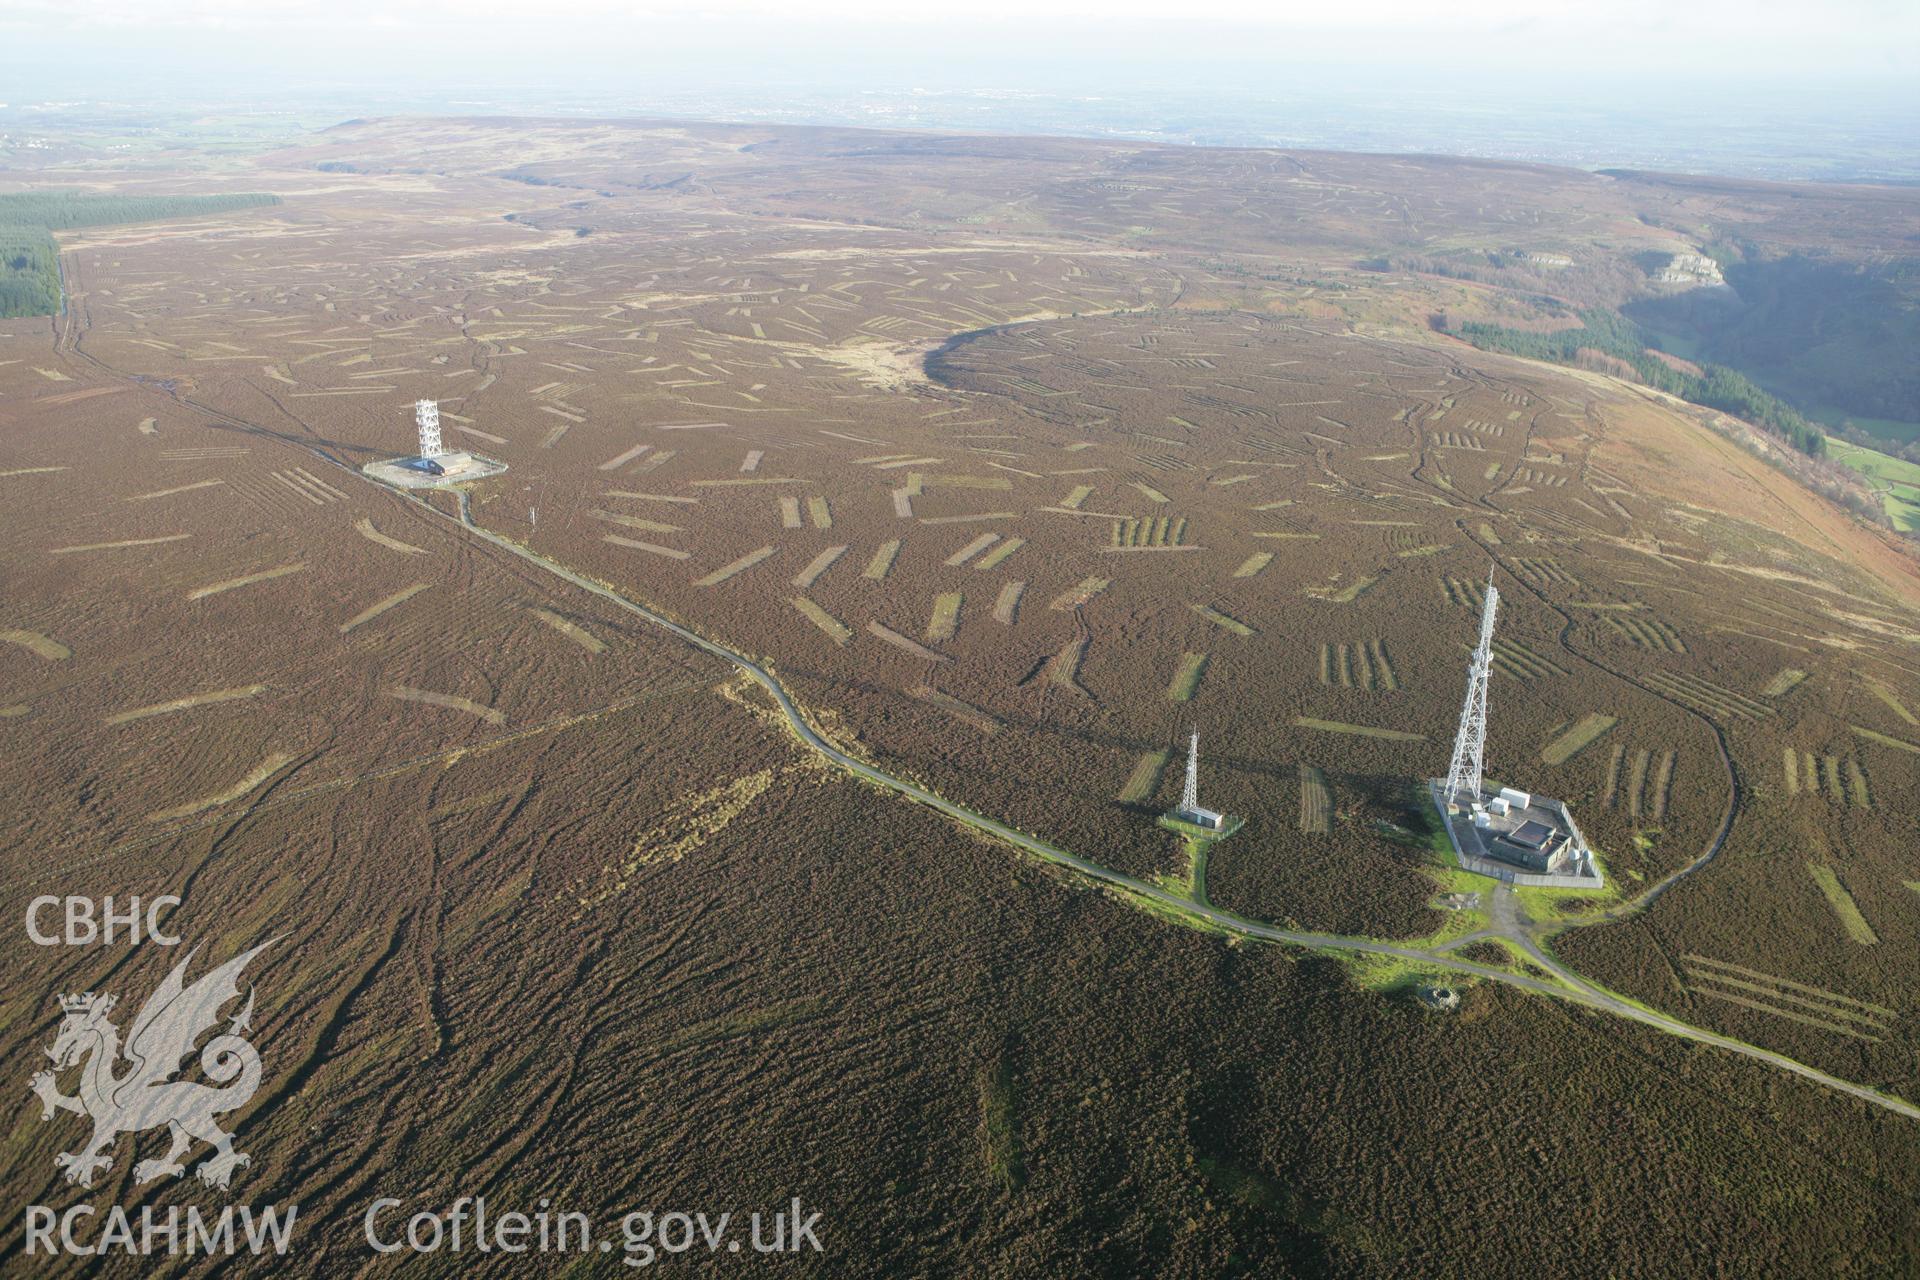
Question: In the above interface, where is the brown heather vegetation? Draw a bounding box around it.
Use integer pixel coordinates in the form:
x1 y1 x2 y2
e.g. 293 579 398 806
2 117 1918 1277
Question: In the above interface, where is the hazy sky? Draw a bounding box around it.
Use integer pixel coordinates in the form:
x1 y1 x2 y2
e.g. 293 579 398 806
3 0 1916 92
2 0 1914 183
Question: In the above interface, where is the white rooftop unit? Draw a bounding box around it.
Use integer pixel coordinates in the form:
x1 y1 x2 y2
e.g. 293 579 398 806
1497 786 1532 810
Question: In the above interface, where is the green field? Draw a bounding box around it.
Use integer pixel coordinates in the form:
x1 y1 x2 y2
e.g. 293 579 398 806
1827 437 1920 532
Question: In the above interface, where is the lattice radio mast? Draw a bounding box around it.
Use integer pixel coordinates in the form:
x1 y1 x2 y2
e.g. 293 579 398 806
415 399 443 458
1444 571 1500 808
1181 730 1201 814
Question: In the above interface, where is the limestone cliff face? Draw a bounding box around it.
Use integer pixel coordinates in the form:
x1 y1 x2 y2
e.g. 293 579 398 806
1652 250 1726 286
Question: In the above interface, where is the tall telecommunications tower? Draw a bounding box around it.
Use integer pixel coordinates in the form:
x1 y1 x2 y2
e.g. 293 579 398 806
1181 730 1201 814
1443 571 1500 808
415 399 443 459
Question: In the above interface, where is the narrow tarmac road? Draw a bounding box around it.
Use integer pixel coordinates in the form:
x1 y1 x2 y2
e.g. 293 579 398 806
47 285 1920 1125
430 493 1919 1123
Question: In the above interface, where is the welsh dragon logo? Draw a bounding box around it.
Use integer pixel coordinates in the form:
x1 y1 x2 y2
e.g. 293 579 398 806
30 942 272 1190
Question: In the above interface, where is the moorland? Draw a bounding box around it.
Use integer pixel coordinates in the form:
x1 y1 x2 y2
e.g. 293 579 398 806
2 117 1918 1276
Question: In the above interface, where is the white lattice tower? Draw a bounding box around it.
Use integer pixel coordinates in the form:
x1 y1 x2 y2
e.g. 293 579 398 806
1443 571 1500 808
1181 730 1200 813
415 399 442 458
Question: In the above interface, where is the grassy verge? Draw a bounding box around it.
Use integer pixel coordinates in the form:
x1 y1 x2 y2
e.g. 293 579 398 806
1154 814 1243 907
1514 876 1620 926
1111 885 1239 939
1403 870 1496 948
1331 947 1477 995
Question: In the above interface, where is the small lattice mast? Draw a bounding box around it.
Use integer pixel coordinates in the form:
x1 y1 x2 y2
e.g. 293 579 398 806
1444 571 1500 808
415 399 443 458
1181 730 1200 813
